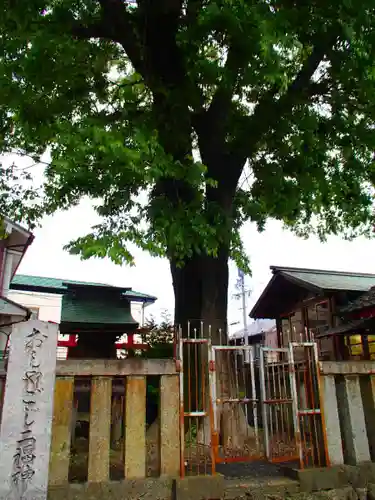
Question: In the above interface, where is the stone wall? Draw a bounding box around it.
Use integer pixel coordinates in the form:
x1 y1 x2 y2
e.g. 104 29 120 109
320 360 375 466
48 358 181 485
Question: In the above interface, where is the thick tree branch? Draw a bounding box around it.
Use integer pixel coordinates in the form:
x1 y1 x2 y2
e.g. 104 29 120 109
232 32 339 163
71 20 109 41
72 1 204 213
200 44 243 137
72 0 203 114
195 32 339 203
135 0 205 215
209 45 244 117
184 0 205 26
71 0 145 76
136 0 187 92
138 0 183 16
71 0 189 97
193 41 248 193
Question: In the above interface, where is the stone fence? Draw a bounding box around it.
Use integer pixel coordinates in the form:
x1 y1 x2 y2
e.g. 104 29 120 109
0 356 181 489
320 360 375 466
49 358 180 485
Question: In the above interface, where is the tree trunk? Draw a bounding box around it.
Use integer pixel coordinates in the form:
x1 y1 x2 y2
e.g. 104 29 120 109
171 248 228 337
171 248 250 450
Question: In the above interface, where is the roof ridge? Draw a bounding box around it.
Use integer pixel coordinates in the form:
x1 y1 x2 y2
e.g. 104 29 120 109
11 274 157 301
15 273 110 287
271 266 375 278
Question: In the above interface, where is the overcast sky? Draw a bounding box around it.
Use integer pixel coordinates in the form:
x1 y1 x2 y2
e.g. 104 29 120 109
16 197 375 333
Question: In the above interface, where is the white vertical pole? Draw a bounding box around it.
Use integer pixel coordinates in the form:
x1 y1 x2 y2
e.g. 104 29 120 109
141 302 145 327
249 346 259 449
289 343 303 468
178 327 185 477
240 271 250 363
259 346 270 460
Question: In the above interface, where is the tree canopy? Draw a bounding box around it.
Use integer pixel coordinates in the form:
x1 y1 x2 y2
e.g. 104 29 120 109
1 0 375 275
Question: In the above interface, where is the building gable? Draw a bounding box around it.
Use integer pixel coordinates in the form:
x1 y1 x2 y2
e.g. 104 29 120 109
251 266 375 319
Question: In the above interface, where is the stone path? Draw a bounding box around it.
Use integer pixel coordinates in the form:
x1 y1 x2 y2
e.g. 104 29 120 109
217 461 284 479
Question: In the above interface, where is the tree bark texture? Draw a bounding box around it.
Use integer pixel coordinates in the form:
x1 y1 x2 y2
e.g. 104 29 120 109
172 248 250 449
171 247 229 339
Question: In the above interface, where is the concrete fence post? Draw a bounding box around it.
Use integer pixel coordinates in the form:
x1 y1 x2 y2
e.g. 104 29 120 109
49 376 74 485
160 375 180 477
88 376 112 483
321 374 344 465
336 375 370 465
124 375 146 478
360 375 375 461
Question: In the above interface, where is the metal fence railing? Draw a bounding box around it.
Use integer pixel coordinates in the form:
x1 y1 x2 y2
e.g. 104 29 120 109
176 322 329 475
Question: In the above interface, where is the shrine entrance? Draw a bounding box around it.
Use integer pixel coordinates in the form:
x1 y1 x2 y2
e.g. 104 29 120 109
176 327 329 476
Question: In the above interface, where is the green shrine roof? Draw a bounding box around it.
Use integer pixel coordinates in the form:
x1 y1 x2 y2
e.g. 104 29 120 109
61 291 138 328
11 274 157 303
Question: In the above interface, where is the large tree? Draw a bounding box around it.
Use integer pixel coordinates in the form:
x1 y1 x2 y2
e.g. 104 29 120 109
1 0 375 335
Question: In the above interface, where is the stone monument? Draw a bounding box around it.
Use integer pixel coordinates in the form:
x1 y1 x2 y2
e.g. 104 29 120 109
0 320 59 500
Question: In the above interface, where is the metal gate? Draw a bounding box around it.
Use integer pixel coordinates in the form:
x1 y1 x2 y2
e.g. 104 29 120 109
259 345 300 464
208 341 328 470
176 327 328 475
209 344 263 464
287 342 328 469
176 326 213 477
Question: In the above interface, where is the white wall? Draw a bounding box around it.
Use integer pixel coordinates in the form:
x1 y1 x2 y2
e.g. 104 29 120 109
131 301 144 325
8 290 62 323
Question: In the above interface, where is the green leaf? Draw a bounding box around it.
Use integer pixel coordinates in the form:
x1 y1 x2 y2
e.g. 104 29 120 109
1 0 375 291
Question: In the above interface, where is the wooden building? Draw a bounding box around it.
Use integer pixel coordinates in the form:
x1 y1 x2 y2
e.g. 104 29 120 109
317 286 375 361
250 266 375 360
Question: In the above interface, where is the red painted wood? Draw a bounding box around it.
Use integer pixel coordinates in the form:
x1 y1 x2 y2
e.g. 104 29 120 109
57 332 149 350
116 342 149 350
349 307 375 320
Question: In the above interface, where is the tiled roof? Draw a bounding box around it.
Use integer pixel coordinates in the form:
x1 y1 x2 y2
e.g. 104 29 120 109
272 266 375 292
11 274 157 303
340 287 375 314
316 317 374 337
250 265 375 319
61 293 137 325
231 319 275 340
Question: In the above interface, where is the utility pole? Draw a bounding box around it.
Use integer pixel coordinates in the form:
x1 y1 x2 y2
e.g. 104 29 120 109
239 270 248 348
234 268 251 362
